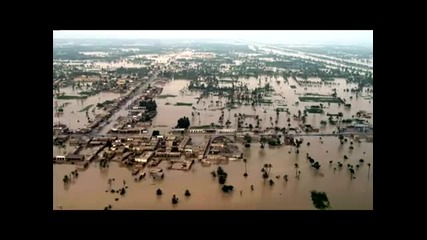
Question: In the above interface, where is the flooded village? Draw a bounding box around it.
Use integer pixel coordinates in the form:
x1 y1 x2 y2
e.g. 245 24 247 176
53 33 373 210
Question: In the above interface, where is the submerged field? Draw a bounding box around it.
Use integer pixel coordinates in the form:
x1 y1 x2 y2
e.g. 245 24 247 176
54 75 373 210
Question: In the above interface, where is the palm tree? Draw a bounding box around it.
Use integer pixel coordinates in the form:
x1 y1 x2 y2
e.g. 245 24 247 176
184 189 191 197
294 163 299 177
63 175 69 183
172 194 179 204
368 163 371 178
243 159 248 177
156 188 162 195
349 168 355 179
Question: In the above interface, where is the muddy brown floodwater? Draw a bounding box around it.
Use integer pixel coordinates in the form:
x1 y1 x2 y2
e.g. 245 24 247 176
53 76 373 210
53 86 121 130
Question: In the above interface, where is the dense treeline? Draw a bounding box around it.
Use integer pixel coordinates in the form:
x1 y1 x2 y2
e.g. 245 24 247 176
113 67 151 77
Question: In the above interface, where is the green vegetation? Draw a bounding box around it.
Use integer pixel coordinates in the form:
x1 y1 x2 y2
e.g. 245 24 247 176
310 191 331 210
299 96 344 103
189 125 221 129
56 95 87 99
305 106 324 114
176 116 190 129
156 94 177 99
268 137 281 146
326 112 343 117
219 79 234 83
174 102 193 106
97 100 115 108
78 90 97 96
79 104 94 112
152 130 160 137
139 99 157 111
217 166 228 185
225 103 238 109
221 185 234 193
262 164 273 178
172 194 179 204
69 71 101 78
259 99 273 104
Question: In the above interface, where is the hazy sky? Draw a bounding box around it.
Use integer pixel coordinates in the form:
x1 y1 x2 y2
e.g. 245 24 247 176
53 30 373 45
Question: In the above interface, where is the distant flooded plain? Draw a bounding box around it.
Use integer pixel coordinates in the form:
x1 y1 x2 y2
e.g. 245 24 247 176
53 76 373 210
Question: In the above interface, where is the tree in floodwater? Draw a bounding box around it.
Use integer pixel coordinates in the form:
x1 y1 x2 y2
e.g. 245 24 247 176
184 189 191 197
63 175 69 183
176 116 190 129
243 159 248 177
312 161 321 170
349 168 355 179
367 163 371 178
219 175 227 184
294 163 299 177
172 194 179 204
156 188 162 195
244 134 252 143
310 191 331 210
217 166 228 184
222 185 234 193
262 163 272 178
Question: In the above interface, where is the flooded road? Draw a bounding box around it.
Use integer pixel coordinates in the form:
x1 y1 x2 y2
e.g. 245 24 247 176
97 72 159 135
54 75 373 210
